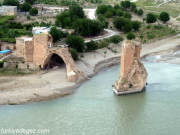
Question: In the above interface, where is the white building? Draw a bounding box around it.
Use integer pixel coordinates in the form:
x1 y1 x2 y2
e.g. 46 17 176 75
32 27 51 35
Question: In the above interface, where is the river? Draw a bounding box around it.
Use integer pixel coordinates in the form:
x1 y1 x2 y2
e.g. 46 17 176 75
0 60 180 135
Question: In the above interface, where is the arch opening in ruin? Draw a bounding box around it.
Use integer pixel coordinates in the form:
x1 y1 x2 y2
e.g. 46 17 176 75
43 53 65 69
41 49 84 82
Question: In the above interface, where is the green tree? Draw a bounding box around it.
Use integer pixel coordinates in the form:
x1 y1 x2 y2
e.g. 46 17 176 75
123 12 132 19
96 5 109 14
68 48 79 61
55 11 70 28
127 32 135 40
29 8 38 15
124 23 132 33
20 2 32 15
65 35 85 53
133 8 137 14
108 8 116 15
114 4 121 10
0 31 5 38
116 9 124 16
72 18 102 36
69 5 85 21
130 2 136 11
110 35 123 44
3 0 19 8
49 26 63 43
27 15 30 19
131 21 141 31
25 0 36 5
104 11 113 18
121 1 131 9
85 40 98 52
137 9 143 16
7 29 15 38
146 13 157 24
63 17 72 28
113 17 130 30
159 12 170 23
97 14 109 28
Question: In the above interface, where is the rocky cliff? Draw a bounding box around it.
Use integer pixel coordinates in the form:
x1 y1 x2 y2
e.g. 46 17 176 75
113 40 148 95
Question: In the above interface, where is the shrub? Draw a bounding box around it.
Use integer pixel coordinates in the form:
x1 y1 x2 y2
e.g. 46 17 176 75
0 16 15 25
146 25 152 29
154 25 163 29
137 9 143 16
0 38 16 43
80 54 84 58
127 32 135 40
110 35 123 44
113 17 131 30
123 23 132 33
68 48 79 61
27 15 30 20
130 3 136 11
85 40 98 52
147 34 155 39
123 12 132 19
116 9 124 16
108 8 116 15
131 21 141 31
29 8 38 16
97 40 109 49
121 1 131 9
65 35 85 53
133 8 137 14
96 5 109 14
104 11 113 18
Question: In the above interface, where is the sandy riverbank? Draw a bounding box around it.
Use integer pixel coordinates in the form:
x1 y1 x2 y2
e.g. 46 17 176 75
1 34 180 105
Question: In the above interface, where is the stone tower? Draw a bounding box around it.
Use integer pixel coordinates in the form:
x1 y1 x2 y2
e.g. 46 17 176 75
33 33 53 66
113 40 148 95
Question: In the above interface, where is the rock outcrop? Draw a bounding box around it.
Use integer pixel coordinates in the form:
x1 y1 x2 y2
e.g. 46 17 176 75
113 40 148 95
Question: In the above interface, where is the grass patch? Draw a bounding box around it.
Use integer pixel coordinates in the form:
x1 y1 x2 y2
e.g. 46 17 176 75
143 2 179 18
135 0 157 7
134 25 177 43
176 17 180 21
0 16 15 25
0 69 34 76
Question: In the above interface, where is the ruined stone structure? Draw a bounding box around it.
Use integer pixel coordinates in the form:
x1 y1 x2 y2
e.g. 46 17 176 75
113 40 148 95
15 33 84 82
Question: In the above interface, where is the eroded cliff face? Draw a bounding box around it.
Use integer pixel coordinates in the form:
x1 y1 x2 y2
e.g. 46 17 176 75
113 40 148 95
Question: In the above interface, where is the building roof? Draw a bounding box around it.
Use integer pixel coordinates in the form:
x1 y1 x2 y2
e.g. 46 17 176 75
0 49 11 54
33 27 48 30
0 5 17 8
15 36 32 41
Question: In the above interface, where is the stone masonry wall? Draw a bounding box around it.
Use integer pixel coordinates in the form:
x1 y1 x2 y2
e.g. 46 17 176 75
33 34 51 66
16 39 25 57
24 40 34 62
